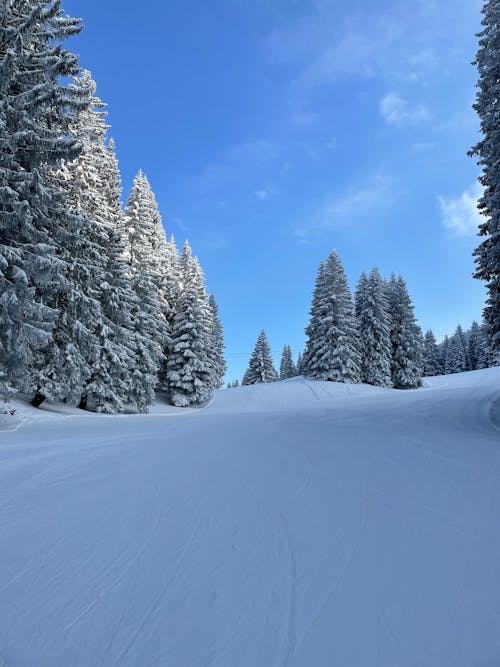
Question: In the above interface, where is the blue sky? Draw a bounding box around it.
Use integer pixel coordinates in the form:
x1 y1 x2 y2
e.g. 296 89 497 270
65 0 485 382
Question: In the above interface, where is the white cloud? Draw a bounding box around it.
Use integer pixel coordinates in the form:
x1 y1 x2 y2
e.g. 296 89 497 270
438 182 483 236
295 173 397 237
380 92 429 127
255 188 272 200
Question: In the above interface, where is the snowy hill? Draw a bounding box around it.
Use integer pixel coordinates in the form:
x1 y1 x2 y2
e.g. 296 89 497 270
1 368 499 667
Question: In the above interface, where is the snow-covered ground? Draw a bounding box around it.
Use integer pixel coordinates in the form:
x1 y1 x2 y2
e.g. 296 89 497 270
1 368 499 667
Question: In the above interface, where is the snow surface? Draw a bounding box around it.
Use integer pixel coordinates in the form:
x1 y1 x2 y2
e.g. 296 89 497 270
1 368 499 666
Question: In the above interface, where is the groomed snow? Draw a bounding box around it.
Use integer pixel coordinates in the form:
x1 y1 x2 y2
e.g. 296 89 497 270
1 368 499 666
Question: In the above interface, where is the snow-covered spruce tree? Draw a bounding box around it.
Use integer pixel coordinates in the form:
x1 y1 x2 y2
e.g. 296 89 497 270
0 1 84 402
166 242 215 407
470 0 500 365
356 268 392 387
423 330 442 376
279 345 297 380
438 335 450 373
296 351 304 375
208 294 226 389
303 251 361 383
30 72 131 411
386 275 422 389
467 320 484 370
446 326 468 374
124 172 172 408
242 331 277 385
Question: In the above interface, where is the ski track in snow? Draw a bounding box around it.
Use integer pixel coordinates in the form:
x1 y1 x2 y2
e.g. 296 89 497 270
0 368 500 667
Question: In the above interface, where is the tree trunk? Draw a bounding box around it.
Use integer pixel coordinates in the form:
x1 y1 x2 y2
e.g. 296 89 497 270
78 395 88 411
31 392 46 408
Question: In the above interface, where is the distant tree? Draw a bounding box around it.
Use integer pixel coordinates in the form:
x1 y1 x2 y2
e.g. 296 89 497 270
356 268 392 387
470 0 500 365
167 242 214 406
279 345 297 380
423 330 442 376
242 331 277 385
296 351 305 375
208 294 227 389
446 326 468 374
303 251 361 383
386 275 422 389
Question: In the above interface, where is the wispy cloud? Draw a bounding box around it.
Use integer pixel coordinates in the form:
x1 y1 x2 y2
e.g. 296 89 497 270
295 173 398 238
194 139 281 191
255 188 272 200
380 92 429 127
438 182 483 236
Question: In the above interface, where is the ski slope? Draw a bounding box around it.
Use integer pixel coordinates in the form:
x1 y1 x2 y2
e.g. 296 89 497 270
1 368 499 667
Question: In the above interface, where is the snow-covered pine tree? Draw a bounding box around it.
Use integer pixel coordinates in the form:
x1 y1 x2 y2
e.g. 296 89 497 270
242 331 277 385
303 251 361 383
423 330 442 376
166 242 215 406
470 0 500 365
0 1 84 402
386 275 422 389
356 268 392 387
446 326 468 374
279 345 297 379
438 335 449 373
467 320 484 370
296 351 304 375
208 294 227 389
124 171 171 407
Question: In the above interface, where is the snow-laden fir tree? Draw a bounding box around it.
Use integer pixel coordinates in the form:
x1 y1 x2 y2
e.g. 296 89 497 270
423 330 442 376
446 325 468 374
124 172 171 406
386 275 422 389
467 320 489 370
166 242 215 407
303 251 361 383
208 294 226 389
439 335 450 373
470 0 500 365
242 331 277 385
0 1 84 402
29 72 123 410
279 345 297 379
356 268 392 387
296 351 304 375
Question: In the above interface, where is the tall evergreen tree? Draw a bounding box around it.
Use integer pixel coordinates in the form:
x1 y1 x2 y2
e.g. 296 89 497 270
0 1 84 402
356 268 392 387
208 294 226 389
470 0 500 365
386 275 422 389
124 172 169 408
166 242 214 407
467 320 484 371
242 331 277 385
423 330 442 376
303 251 361 383
279 345 297 379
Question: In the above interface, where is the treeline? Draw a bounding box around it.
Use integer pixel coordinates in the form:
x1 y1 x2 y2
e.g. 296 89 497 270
0 4 225 412
241 251 495 388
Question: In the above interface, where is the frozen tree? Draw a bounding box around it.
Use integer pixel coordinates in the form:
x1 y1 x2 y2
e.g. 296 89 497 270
0 1 84 402
386 275 422 389
208 294 226 389
304 251 361 383
467 321 484 370
279 345 297 379
296 351 304 375
470 0 500 365
356 268 392 387
423 330 442 376
446 325 468 374
242 331 277 385
166 242 214 407
124 172 171 406
438 335 449 373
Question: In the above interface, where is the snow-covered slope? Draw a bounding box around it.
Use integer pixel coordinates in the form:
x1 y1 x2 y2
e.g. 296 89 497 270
1 368 499 667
